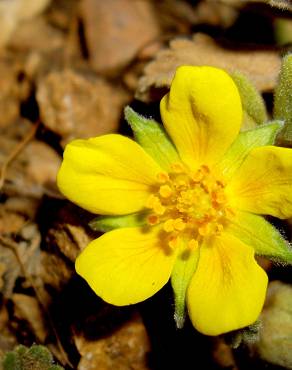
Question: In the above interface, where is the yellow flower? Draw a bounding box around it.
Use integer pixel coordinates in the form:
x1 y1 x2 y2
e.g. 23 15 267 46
57 66 292 336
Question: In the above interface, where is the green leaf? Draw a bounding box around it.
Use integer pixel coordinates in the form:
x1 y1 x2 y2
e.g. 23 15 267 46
227 211 292 263
231 72 268 129
218 121 284 179
124 106 179 170
171 246 199 328
274 54 292 145
2 345 64 370
89 212 147 232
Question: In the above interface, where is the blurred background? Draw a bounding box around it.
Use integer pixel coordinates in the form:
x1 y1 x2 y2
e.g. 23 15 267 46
0 0 291 369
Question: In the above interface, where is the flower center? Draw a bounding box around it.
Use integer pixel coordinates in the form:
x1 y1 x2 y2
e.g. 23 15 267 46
146 163 233 249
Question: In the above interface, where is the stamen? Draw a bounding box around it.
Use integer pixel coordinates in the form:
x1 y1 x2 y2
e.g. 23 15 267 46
157 172 169 183
168 236 178 249
173 218 186 231
171 162 184 173
147 214 159 225
146 162 231 250
163 219 175 232
159 185 172 198
146 194 159 209
188 239 198 249
198 223 213 236
154 202 165 215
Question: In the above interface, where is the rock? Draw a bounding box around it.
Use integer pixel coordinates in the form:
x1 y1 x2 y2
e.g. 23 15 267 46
75 313 151 370
252 280 292 369
37 69 129 146
21 141 61 190
0 0 51 49
81 0 160 74
8 16 65 53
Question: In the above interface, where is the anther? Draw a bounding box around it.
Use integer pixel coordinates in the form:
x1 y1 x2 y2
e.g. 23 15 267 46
191 170 204 182
171 162 184 173
154 202 165 215
145 194 159 209
198 223 213 236
173 218 186 231
147 214 159 225
157 172 169 183
168 236 178 249
163 219 175 232
212 191 226 204
188 239 198 249
159 185 172 198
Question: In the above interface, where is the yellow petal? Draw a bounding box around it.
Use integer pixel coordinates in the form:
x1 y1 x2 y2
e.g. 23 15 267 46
57 134 162 215
160 66 242 168
75 227 177 305
227 146 292 219
187 232 268 336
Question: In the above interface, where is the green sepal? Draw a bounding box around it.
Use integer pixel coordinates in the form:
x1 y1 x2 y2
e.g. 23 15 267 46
124 106 179 170
89 212 147 232
218 120 284 179
171 247 199 329
231 71 268 129
227 211 292 264
274 54 292 144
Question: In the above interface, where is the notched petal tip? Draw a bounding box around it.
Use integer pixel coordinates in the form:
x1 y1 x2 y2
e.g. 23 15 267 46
160 65 243 167
187 233 268 336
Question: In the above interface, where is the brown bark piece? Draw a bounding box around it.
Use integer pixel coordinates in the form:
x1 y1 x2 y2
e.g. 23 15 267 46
0 305 17 354
38 252 74 292
37 69 129 146
136 33 281 102
12 293 48 342
81 0 160 74
47 223 92 263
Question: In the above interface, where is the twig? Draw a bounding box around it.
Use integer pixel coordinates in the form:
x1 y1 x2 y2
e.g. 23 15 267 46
0 120 40 191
